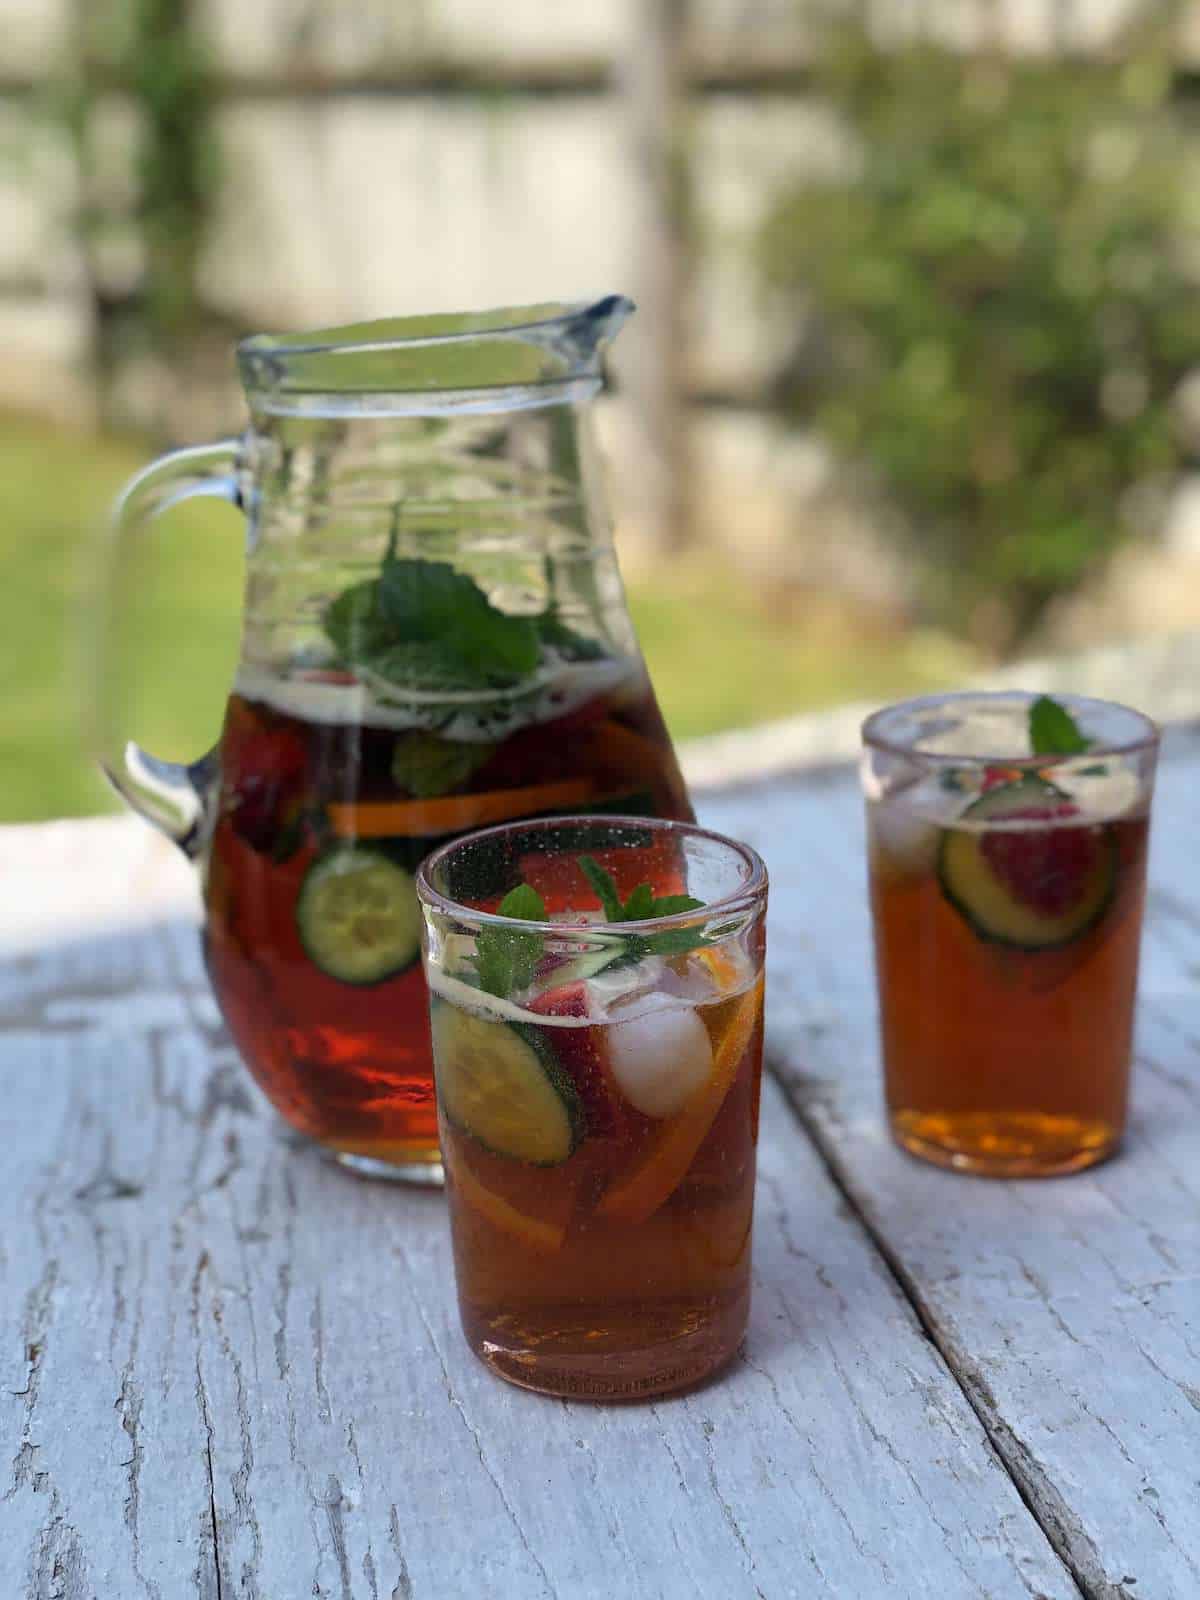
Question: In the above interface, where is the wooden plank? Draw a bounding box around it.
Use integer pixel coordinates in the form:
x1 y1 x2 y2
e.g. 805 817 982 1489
701 726 1200 1600
0 818 1076 1596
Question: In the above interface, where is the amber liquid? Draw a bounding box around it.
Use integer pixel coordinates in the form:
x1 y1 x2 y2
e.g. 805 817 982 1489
869 809 1150 1176
203 676 691 1173
439 984 765 1399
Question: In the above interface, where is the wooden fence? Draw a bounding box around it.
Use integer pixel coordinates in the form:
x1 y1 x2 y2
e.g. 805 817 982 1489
2 0 1199 551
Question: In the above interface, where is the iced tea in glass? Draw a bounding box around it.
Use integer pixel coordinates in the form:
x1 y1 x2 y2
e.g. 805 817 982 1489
862 692 1158 1177
416 816 768 1398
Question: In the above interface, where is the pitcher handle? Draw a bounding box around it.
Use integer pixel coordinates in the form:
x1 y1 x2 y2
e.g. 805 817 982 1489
92 439 242 858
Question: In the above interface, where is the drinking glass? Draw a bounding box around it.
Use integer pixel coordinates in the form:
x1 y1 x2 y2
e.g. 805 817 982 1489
862 691 1159 1177
416 815 768 1398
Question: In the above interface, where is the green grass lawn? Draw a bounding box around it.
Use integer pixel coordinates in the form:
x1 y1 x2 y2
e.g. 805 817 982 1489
2 416 245 821
1 414 975 823
629 565 974 741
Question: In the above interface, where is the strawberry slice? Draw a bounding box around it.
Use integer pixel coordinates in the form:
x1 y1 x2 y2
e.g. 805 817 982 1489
528 981 627 1139
225 727 308 852
979 801 1098 918
940 774 1116 949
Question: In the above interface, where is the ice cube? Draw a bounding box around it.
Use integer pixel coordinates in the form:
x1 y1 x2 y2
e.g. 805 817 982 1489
869 771 974 875
584 956 665 1018
661 946 750 1005
870 803 939 875
1053 762 1143 822
605 997 714 1119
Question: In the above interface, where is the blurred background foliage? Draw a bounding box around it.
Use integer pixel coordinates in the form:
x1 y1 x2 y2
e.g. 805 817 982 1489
55 0 224 415
4 0 1200 819
761 2 1200 652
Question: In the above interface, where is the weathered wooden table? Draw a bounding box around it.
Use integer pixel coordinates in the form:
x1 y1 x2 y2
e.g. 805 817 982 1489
3 735 1197 1599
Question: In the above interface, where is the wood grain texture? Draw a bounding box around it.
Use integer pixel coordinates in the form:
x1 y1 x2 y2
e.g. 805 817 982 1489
0 821 1077 1597
701 725 1200 1600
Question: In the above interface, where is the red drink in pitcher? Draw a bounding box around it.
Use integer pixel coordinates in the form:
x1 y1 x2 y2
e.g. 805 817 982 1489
203 661 691 1177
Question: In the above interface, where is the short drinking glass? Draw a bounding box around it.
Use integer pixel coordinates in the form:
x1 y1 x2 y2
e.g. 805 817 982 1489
862 692 1158 1177
416 815 768 1398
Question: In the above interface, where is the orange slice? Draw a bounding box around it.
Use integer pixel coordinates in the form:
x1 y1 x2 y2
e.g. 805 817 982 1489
327 777 596 840
692 945 741 988
448 1157 567 1253
596 977 763 1225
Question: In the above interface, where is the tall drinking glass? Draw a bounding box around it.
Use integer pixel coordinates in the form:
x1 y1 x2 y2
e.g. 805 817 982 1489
416 815 768 1399
862 692 1158 1177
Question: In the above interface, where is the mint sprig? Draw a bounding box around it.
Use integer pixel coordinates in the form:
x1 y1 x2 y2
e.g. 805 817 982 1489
1029 695 1092 756
577 854 624 921
468 856 711 998
327 551 539 689
576 855 707 960
323 536 608 697
472 883 548 998
577 856 703 926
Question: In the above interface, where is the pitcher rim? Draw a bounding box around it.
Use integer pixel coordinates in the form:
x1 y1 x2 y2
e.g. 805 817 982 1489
236 295 635 361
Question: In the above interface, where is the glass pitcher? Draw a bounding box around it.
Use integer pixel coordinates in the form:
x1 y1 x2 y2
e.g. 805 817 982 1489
96 299 693 1181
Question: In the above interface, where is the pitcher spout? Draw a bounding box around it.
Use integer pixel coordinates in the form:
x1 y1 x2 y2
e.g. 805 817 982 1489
237 297 635 413
546 294 635 366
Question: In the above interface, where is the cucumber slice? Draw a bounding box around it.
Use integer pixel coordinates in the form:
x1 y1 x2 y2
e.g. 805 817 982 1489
537 947 625 990
431 999 583 1165
938 776 1116 950
297 846 422 984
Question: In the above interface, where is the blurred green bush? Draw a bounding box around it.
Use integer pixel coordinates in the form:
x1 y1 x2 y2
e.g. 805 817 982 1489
760 7 1200 649
48 0 222 430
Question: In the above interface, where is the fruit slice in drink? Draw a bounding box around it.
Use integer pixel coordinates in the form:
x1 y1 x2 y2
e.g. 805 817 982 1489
528 979 638 1141
938 776 1117 949
296 846 423 983
597 978 762 1224
326 777 597 839
431 1000 584 1165
448 1151 570 1253
431 997 593 1249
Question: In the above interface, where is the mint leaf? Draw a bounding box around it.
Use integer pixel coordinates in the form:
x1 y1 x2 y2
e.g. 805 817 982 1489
471 883 547 998
573 856 708 959
390 732 495 799
623 927 709 960
325 549 545 692
1029 695 1091 756
613 884 705 927
497 884 547 922
648 893 704 917
378 556 540 682
324 579 392 662
377 554 480 636
362 639 483 693
621 883 656 922
577 855 625 922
